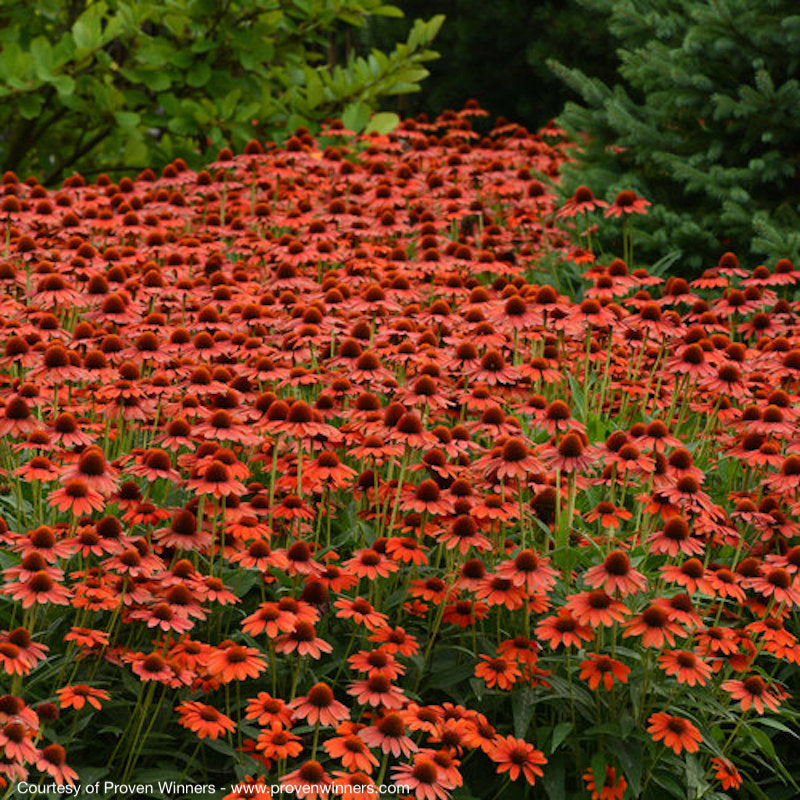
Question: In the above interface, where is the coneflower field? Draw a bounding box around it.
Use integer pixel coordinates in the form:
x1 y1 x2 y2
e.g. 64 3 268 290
0 107 799 800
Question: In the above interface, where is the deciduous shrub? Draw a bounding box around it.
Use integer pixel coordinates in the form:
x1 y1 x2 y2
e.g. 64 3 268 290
0 0 442 182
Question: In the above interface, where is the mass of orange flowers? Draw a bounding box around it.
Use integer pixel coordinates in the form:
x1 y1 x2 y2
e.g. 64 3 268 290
0 105 797 798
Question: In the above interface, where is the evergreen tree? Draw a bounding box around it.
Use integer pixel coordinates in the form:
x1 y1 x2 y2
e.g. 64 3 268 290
550 0 800 270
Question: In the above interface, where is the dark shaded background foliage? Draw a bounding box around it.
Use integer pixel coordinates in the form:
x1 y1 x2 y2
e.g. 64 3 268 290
368 0 619 129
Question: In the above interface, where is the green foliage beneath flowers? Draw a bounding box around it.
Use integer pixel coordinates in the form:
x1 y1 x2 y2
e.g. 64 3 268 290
549 0 800 270
0 0 442 183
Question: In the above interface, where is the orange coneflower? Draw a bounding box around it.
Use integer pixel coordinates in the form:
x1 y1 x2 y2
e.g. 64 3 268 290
657 650 713 687
584 502 632 529
176 701 235 739
333 597 388 631
535 609 593 650
348 648 404 680
721 675 785 714
3 571 72 608
48 479 105 516
474 654 520 690
582 765 628 800
584 550 648 597
245 691 293 730
280 761 333 800
0 628 47 672
565 590 629 628
207 643 266 683
0 720 38 762
745 568 800 607
646 712 702 754
346 548 399 580
360 711 417 757
487 735 547 786
369 625 419 657
324 733 379 774
623 603 686 649
290 682 349 726
274 620 332 659
496 548 559 594
392 754 455 800
578 653 630 690
56 685 110 711
241 601 297 639
347 674 406 709
256 727 303 759
710 757 743 791
35 744 79 786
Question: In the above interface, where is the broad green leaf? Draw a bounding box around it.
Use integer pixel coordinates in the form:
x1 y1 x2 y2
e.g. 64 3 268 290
550 721 572 754
186 61 211 88
51 74 74 97
115 110 140 130
513 686 537 739
364 111 399 134
71 3 105 51
341 100 371 133
18 93 43 119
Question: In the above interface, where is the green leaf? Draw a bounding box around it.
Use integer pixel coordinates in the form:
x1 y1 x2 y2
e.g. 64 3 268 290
114 110 140 130
374 4 404 17
123 135 148 165
513 687 537 739
541 751 566 800
615 738 643 795
550 721 572 754
51 75 74 97
341 100 371 133
71 3 105 51
305 68 324 109
364 111 399 134
18 93 43 119
186 61 211 88
590 752 608 793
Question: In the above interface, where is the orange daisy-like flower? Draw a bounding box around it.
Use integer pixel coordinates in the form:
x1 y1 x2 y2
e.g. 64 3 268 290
582 765 628 800
623 604 686 649
535 609 593 649
176 701 235 739
657 650 713 687
206 643 266 683
130 652 175 684
57 685 110 711
3 571 72 609
0 720 39 762
360 712 417 757
48 479 105 516
578 653 630 690
241 601 297 639
280 761 333 800
474 654 521 690
646 712 702 754
274 620 332 659
324 733 379 774
487 735 547 785
584 550 648 597
495 548 559 594
245 691 293 730
35 743 79 786
710 757 743 791
565 590 629 628
256 727 304 759
721 675 785 714
347 674 406 709
290 682 350 726
392 754 455 800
